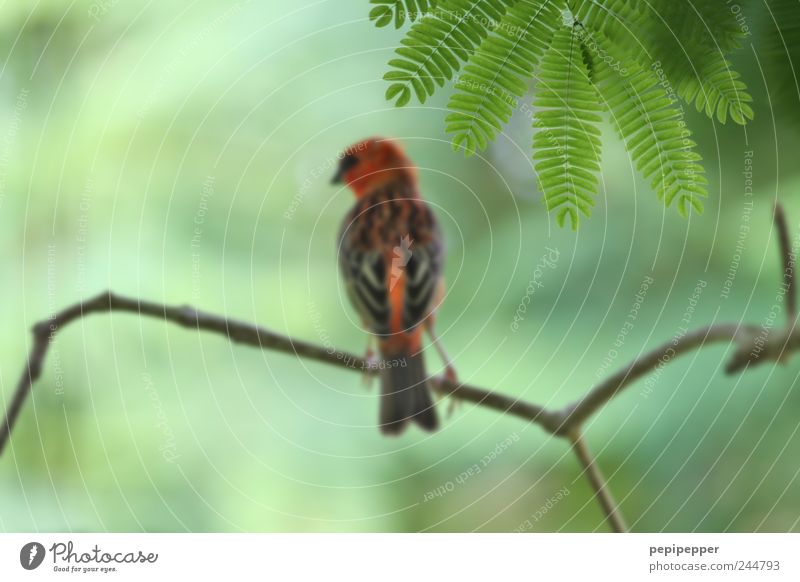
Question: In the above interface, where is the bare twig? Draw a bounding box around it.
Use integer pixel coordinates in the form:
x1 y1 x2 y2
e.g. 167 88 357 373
569 430 627 533
0 292 563 455
774 202 797 322
560 323 754 430
1 205 798 532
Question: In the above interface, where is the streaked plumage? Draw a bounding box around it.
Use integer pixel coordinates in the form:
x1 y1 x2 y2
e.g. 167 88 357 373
333 137 455 435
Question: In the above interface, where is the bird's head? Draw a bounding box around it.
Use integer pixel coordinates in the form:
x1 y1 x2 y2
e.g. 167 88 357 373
331 137 416 197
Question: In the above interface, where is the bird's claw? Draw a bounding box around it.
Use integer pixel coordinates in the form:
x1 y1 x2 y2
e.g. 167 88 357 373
362 349 379 390
443 366 460 418
444 365 458 385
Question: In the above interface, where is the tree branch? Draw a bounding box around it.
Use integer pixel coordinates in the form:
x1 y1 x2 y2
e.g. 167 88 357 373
568 430 627 533
1 205 798 533
560 323 757 430
0 291 564 456
774 202 797 323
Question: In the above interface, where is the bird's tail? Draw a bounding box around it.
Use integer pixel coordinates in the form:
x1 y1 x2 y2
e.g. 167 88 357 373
378 347 438 435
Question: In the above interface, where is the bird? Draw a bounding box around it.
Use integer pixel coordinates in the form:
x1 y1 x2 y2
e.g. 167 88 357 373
333 137 457 435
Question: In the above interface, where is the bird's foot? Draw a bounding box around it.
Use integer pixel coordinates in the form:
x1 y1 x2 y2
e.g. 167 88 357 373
442 365 460 418
362 348 379 390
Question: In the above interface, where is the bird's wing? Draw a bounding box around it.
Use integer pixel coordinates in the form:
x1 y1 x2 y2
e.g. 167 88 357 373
339 243 390 336
399 217 443 332
338 185 443 338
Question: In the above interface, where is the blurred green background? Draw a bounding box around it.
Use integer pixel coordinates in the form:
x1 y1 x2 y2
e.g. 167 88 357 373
1 0 799 532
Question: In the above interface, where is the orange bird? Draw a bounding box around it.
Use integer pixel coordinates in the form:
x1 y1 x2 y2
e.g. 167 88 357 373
333 137 457 435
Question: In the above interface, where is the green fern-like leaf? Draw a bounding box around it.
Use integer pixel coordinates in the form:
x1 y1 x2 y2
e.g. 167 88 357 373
590 29 708 216
577 0 754 125
674 56 754 124
384 0 516 106
651 0 747 52
367 0 757 227
574 0 640 42
578 0 746 54
370 0 439 29
445 0 562 154
760 0 800 116
762 0 800 61
533 26 604 229
637 4 754 125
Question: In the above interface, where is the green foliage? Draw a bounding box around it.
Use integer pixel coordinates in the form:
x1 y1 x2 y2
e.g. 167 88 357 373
445 0 561 153
759 0 800 117
589 30 708 216
383 0 516 106
532 26 602 229
575 0 754 125
373 0 756 226
676 56 753 125
370 0 439 28
605 0 754 125
760 0 800 62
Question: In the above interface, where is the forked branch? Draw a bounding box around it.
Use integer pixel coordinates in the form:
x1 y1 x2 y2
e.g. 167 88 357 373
1 205 797 534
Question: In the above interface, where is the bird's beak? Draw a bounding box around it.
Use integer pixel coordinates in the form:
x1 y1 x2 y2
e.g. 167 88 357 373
332 153 358 185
